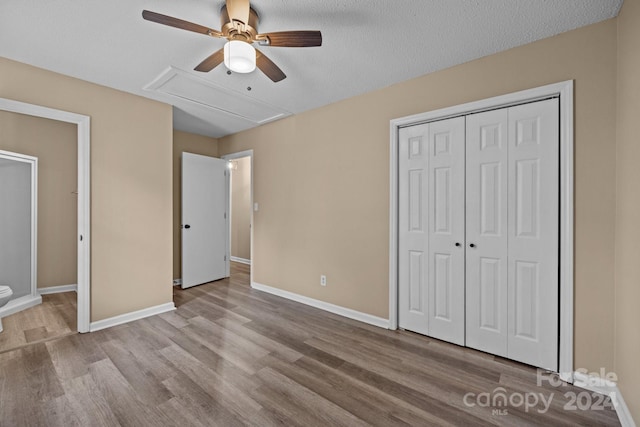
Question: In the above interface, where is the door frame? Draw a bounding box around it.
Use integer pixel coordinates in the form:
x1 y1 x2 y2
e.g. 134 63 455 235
221 150 254 285
388 81 574 380
0 97 91 333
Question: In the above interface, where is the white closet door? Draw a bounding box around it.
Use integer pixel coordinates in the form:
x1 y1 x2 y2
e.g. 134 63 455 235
465 109 509 356
507 99 559 371
427 117 466 345
398 124 430 335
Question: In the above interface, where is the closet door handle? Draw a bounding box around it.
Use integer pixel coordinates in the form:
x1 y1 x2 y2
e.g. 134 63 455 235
469 243 476 248
455 242 461 247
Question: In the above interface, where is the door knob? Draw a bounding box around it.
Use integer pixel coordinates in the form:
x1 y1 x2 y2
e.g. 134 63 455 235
455 242 461 247
469 243 476 248
184 224 191 229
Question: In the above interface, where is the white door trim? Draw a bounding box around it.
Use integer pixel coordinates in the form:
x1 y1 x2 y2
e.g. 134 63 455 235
389 81 574 379
221 150 254 285
0 97 91 333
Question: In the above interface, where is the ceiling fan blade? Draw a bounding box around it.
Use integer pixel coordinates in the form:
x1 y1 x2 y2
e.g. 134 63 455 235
194 48 226 72
142 10 223 38
258 31 322 47
225 0 250 25
256 50 286 82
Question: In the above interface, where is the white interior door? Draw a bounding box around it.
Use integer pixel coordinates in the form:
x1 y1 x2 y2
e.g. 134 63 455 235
181 152 229 289
507 99 559 371
465 108 509 357
398 124 430 335
427 117 466 345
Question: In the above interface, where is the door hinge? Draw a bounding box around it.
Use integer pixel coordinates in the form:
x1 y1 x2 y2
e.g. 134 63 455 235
224 255 227 261
224 212 227 219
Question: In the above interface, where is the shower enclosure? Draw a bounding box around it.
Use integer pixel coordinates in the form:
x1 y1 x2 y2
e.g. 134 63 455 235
0 150 41 320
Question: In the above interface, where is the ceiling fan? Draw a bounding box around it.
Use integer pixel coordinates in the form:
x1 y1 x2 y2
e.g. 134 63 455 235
142 0 322 82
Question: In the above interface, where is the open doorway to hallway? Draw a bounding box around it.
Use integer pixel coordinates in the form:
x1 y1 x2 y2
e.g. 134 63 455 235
228 156 252 267
171 145 253 296
222 150 253 287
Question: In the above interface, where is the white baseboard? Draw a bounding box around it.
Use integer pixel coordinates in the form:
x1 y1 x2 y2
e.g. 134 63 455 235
573 371 636 427
230 256 251 265
38 284 77 295
89 302 176 332
0 294 42 318
559 371 573 383
614 391 636 427
251 282 389 329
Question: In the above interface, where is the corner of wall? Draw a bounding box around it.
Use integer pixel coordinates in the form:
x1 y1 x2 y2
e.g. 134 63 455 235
614 0 640 422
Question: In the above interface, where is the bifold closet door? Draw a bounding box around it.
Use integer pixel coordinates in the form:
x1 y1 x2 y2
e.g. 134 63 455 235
506 99 559 371
465 108 509 357
398 124 430 335
465 99 559 371
399 99 559 370
398 118 465 345
427 117 465 345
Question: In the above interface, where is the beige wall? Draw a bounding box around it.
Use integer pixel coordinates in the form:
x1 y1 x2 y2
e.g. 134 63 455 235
220 20 618 374
0 56 173 321
0 111 77 288
616 0 640 421
231 156 251 261
172 130 219 279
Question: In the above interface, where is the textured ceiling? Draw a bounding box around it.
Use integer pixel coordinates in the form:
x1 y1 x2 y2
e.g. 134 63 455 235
0 0 623 138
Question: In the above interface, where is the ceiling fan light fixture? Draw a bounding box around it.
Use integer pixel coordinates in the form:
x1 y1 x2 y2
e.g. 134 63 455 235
223 40 256 73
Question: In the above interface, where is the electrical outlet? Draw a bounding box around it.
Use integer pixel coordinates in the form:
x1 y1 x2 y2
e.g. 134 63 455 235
320 275 327 286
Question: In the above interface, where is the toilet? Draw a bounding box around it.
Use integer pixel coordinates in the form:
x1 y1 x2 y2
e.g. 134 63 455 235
0 285 12 308
0 285 14 332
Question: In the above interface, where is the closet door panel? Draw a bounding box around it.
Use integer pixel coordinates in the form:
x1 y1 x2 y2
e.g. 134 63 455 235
398 124 430 335
465 109 509 357
427 117 465 345
507 99 559 371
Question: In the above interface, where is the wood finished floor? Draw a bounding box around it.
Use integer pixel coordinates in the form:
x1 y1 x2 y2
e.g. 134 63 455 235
0 263 620 426
0 291 76 354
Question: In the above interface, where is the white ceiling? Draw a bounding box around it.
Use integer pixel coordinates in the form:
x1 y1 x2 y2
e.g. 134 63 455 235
0 0 623 138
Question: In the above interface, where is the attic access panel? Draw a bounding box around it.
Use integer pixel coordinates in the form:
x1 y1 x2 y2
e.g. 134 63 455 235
145 67 290 124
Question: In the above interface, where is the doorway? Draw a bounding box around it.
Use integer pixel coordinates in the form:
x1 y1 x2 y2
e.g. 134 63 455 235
389 81 574 379
0 151 39 316
222 150 254 285
0 98 91 333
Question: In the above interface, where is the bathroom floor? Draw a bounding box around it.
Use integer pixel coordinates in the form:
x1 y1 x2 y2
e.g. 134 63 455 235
0 291 76 354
